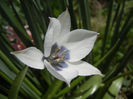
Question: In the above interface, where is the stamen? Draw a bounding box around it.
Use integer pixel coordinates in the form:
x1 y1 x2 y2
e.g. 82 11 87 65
46 43 70 70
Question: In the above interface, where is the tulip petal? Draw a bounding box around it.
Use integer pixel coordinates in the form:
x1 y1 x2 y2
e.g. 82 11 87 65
67 61 102 76
44 18 61 57
59 29 98 62
58 9 71 34
11 47 44 69
44 60 78 86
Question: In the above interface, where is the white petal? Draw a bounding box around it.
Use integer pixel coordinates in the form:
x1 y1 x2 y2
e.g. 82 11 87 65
67 61 102 76
59 29 98 62
44 17 61 57
11 47 44 69
58 9 71 34
44 60 78 86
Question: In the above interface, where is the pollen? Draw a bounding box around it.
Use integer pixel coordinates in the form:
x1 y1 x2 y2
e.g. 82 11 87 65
46 43 70 70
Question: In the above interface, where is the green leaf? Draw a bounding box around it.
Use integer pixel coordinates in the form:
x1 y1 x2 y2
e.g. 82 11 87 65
78 0 91 29
42 80 63 99
72 75 102 99
55 77 84 98
0 59 16 81
74 75 102 95
20 0 46 51
103 77 124 99
8 66 28 99
0 50 19 74
101 0 113 56
0 94 8 99
0 50 42 97
68 0 77 29
0 0 32 47
111 0 125 46
104 45 133 81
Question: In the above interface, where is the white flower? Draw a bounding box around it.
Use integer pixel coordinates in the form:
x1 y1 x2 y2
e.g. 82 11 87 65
11 9 102 86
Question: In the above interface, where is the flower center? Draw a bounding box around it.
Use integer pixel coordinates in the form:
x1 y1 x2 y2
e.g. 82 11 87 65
46 43 70 70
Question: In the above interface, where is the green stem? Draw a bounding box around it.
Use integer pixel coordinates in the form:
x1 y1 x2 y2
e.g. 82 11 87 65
105 69 133 85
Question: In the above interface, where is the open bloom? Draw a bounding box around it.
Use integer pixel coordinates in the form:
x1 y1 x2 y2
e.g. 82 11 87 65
11 9 102 86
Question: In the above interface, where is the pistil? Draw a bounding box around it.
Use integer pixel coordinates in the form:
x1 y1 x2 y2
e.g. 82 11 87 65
46 43 70 70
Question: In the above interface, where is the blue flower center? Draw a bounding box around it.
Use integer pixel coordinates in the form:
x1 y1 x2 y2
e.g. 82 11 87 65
46 43 70 70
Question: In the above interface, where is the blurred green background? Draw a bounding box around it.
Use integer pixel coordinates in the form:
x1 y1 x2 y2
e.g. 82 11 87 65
0 0 133 99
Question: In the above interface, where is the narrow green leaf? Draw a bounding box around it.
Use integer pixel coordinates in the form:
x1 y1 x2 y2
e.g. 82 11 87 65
101 0 113 56
8 0 24 27
0 59 16 80
96 40 119 67
101 19 132 72
41 69 52 86
103 77 124 99
106 69 133 85
0 50 19 73
94 51 133 99
78 0 91 29
42 80 63 99
8 66 28 99
0 50 42 96
0 35 42 89
111 0 125 46
105 45 133 82
74 75 102 95
20 0 45 51
93 70 133 99
0 94 8 99
0 71 12 85
55 77 84 98
68 0 77 29
0 0 32 47
110 4 120 30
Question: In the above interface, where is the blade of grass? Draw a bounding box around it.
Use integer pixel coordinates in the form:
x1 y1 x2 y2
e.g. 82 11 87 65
93 45 133 99
20 0 43 50
119 9 133 39
0 59 16 81
78 0 91 29
55 77 84 98
101 0 113 56
103 77 124 99
0 50 42 96
42 80 63 99
0 94 8 99
111 0 125 46
8 66 28 99
106 69 133 85
68 0 77 29
0 35 43 90
0 50 19 73
20 0 52 86
80 77 103 99
110 3 120 31
104 45 133 82
93 69 133 99
8 0 24 27
74 75 102 95
0 32 42 88
102 20 133 72
0 0 32 47
0 56 41 98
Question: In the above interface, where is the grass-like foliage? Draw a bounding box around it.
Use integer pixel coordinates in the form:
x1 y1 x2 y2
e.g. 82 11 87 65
0 0 133 99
